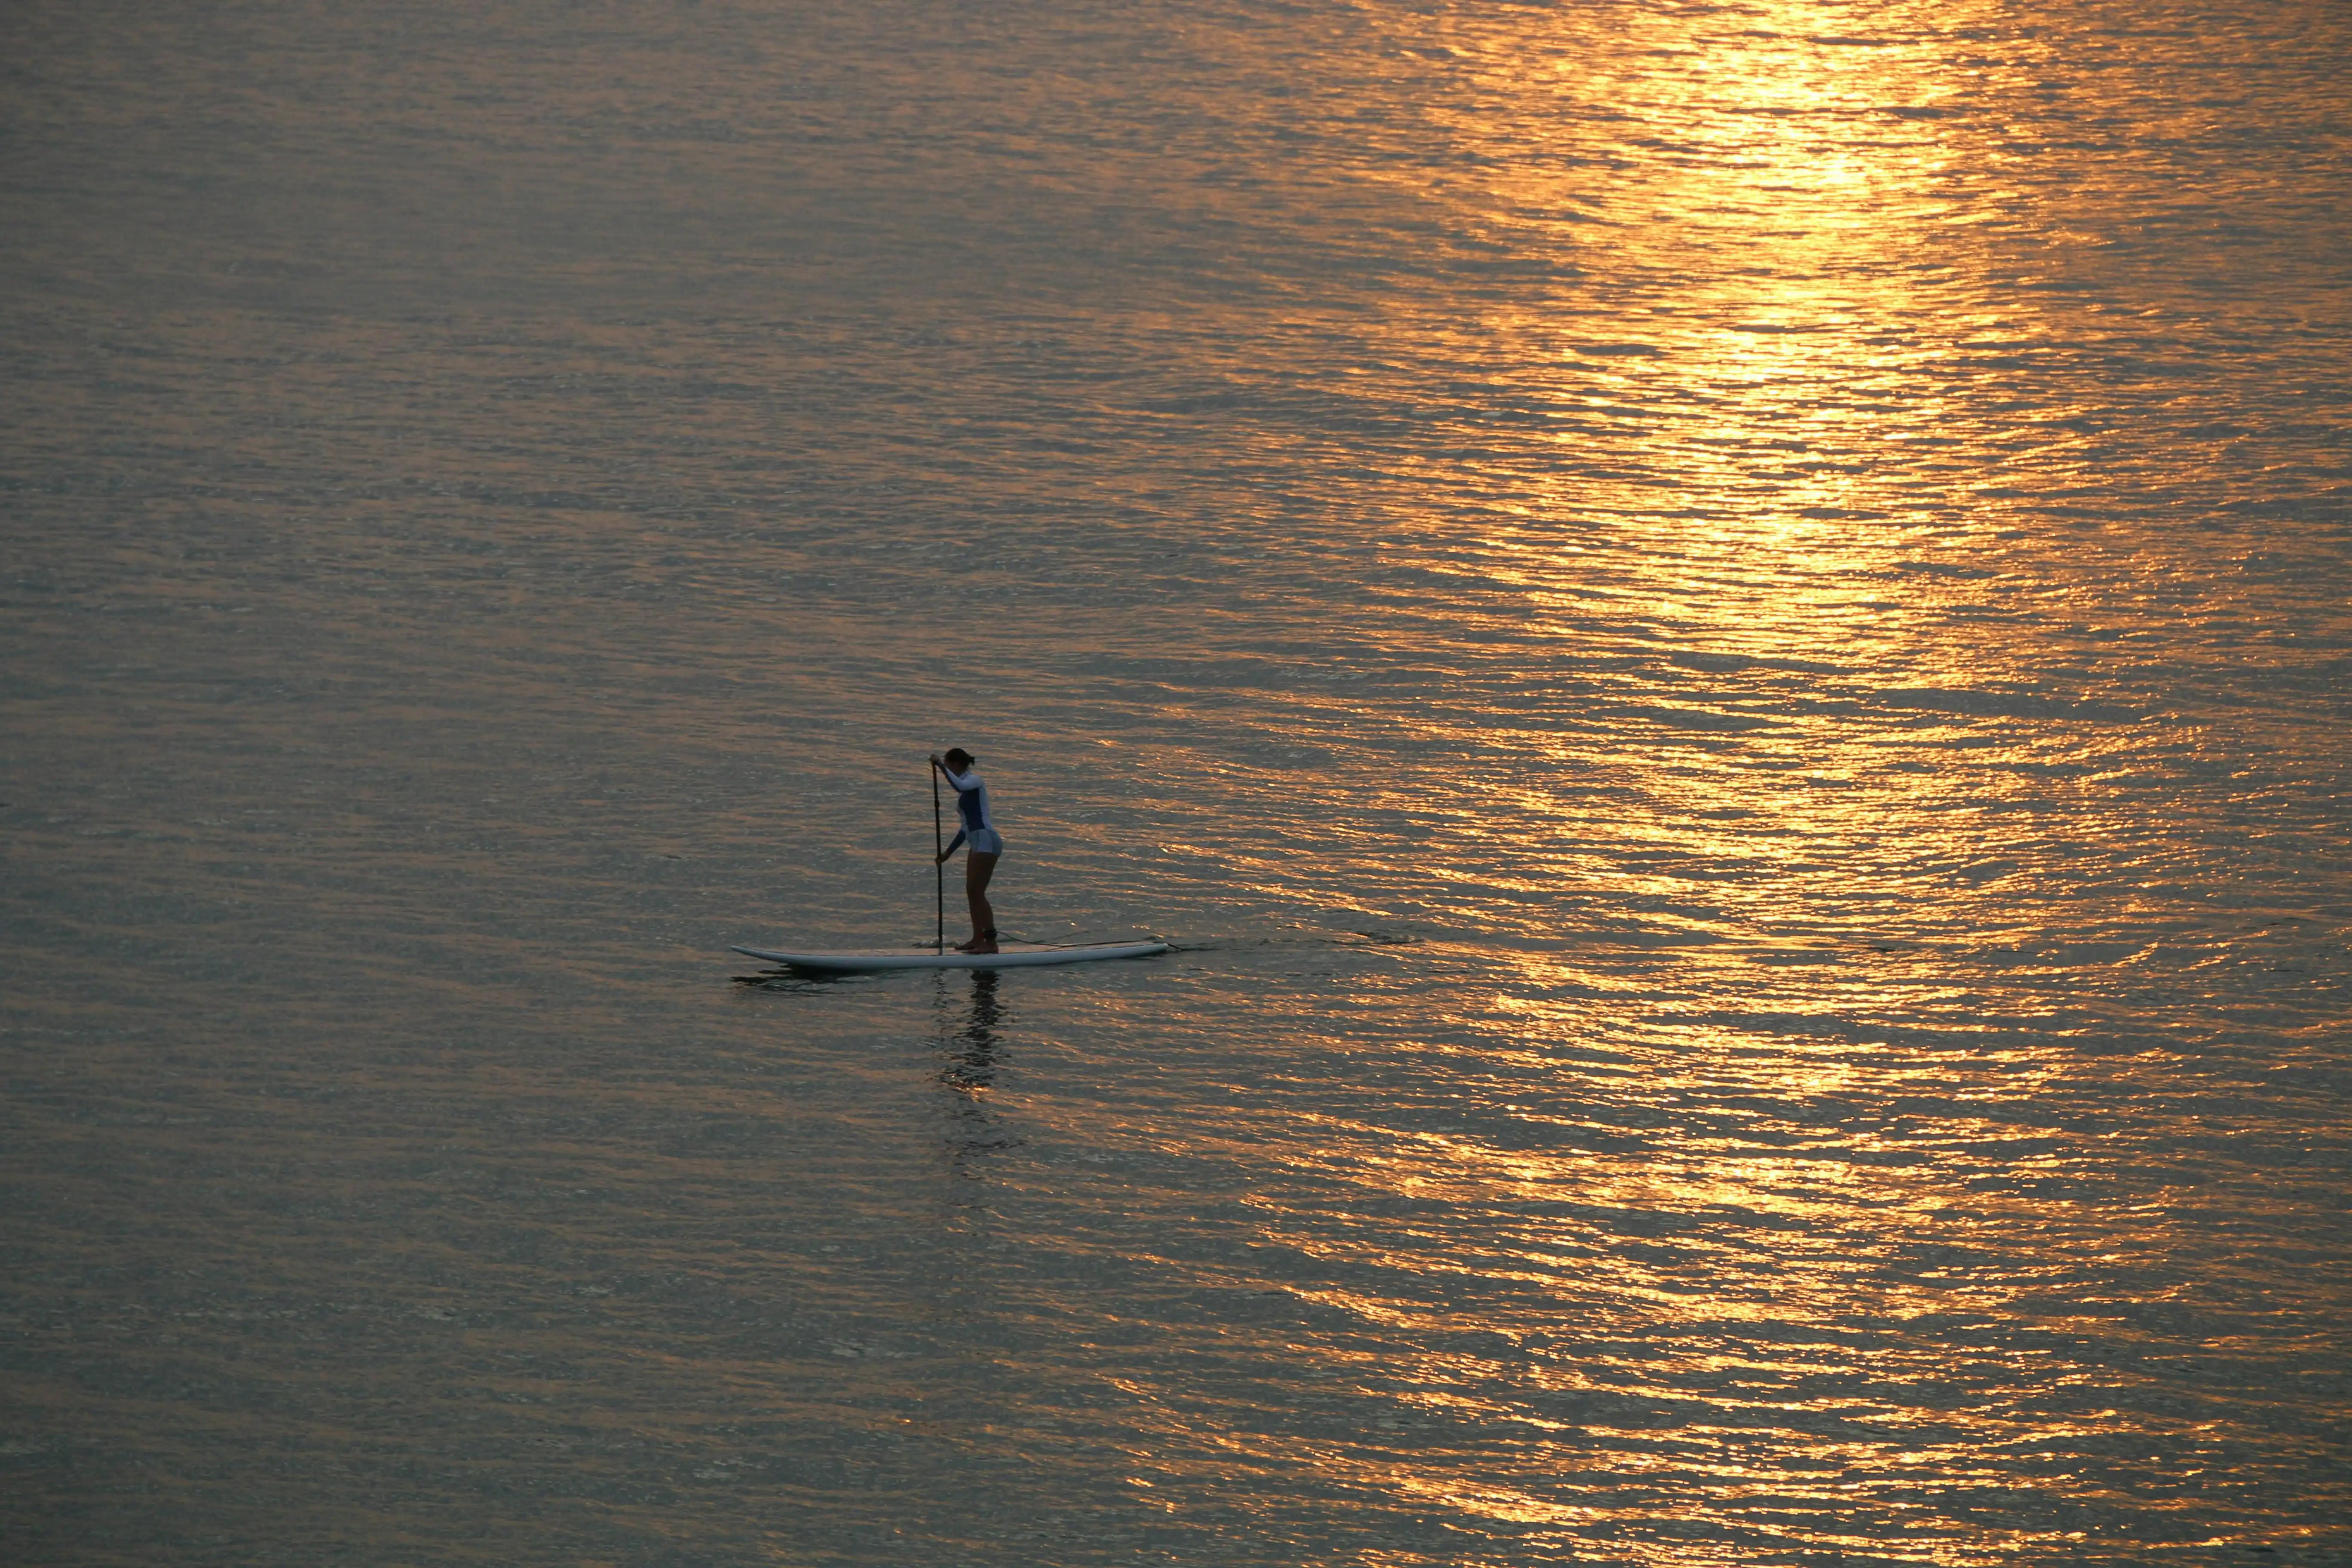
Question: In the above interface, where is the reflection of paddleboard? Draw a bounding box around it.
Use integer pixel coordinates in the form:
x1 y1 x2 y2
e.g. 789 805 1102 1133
732 940 1170 974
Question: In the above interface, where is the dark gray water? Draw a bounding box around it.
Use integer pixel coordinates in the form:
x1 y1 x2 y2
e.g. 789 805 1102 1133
5 0 2349 1563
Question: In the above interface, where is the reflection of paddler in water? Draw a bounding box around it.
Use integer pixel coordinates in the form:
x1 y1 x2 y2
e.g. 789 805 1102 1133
940 970 1004 1096
930 748 1002 954
938 973 1018 1167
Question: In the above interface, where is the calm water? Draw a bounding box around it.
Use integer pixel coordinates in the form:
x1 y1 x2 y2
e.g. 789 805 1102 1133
5 0 2349 1563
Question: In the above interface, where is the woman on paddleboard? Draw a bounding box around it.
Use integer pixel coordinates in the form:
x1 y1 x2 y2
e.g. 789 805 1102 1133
931 748 1001 954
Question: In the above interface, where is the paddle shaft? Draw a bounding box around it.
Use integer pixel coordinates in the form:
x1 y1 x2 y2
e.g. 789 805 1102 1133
931 763 944 953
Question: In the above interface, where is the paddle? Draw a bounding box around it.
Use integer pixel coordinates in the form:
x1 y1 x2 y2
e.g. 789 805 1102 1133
931 759 945 954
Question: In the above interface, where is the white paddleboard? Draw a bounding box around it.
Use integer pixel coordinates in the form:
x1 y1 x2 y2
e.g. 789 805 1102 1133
732 940 1171 974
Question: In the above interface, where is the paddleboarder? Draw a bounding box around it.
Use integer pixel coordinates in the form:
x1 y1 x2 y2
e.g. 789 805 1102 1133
931 748 1001 953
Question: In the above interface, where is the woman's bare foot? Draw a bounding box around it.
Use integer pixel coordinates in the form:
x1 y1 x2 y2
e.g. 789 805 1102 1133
957 931 999 954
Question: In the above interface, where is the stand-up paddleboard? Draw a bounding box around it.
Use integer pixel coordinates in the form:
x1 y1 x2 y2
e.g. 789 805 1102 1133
732 940 1170 974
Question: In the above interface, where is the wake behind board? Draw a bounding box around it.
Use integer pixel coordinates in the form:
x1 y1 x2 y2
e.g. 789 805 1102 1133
732 940 1170 974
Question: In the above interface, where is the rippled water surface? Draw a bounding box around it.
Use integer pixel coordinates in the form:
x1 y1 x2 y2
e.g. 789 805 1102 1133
5 0 2349 1563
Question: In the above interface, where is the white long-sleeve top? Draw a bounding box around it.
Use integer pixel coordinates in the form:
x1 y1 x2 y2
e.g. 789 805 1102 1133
938 763 995 853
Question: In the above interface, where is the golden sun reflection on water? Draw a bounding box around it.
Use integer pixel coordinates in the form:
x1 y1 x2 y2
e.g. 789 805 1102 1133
1425 7 2013 551
1286 21 2275 1549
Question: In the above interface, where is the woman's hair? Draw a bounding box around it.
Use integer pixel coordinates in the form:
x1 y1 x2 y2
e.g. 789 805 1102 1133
943 747 975 772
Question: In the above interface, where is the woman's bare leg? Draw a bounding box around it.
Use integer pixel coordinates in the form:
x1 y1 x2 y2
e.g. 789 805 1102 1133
961 851 999 952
